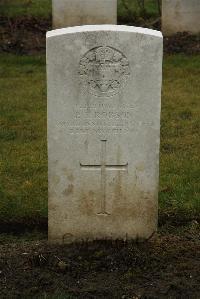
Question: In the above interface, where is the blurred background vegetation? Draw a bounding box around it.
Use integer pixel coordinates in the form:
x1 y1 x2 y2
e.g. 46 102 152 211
0 0 161 28
0 0 52 18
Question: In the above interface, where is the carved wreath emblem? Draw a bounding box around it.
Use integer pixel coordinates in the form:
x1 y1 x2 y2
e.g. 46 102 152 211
79 46 130 97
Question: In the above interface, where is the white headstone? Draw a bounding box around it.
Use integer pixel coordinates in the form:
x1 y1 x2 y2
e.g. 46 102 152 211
47 25 163 243
162 0 200 36
52 0 117 29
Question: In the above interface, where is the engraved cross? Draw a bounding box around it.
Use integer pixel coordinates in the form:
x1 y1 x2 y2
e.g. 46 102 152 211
80 140 128 215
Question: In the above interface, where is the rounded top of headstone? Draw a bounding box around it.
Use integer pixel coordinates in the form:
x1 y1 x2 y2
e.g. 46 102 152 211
46 25 163 39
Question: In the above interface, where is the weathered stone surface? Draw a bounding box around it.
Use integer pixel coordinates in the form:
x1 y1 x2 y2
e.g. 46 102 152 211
47 25 163 243
52 0 117 29
162 0 200 36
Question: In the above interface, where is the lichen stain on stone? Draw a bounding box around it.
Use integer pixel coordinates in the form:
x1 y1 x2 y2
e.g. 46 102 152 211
136 162 145 172
62 168 74 182
52 175 60 185
79 190 95 216
48 202 58 211
52 159 58 165
62 233 74 244
63 184 74 196
113 145 123 203
112 188 152 220
144 197 157 225
84 139 89 153
112 204 138 220
114 171 123 206
67 174 74 182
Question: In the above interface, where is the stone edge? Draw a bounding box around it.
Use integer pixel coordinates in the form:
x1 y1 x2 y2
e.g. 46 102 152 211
46 25 163 39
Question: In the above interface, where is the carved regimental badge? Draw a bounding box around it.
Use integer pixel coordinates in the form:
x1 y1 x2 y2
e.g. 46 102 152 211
79 46 130 97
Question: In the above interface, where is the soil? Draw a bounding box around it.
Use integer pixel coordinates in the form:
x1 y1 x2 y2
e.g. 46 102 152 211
164 32 200 55
0 16 51 55
0 224 200 299
0 16 199 55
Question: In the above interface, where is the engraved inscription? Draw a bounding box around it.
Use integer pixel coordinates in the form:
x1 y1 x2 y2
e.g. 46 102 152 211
57 103 137 135
56 103 154 135
80 140 128 215
79 46 130 97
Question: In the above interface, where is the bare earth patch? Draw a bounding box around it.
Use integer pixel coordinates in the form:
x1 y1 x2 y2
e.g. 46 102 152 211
0 227 199 298
0 16 199 55
0 16 51 55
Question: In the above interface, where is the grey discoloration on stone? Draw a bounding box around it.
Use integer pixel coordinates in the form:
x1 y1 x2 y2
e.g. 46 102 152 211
52 0 117 29
47 25 163 243
162 0 200 36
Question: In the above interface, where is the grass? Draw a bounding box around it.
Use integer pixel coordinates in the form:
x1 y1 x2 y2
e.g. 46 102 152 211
0 54 47 222
160 55 200 220
118 0 160 22
0 53 199 224
0 0 52 18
